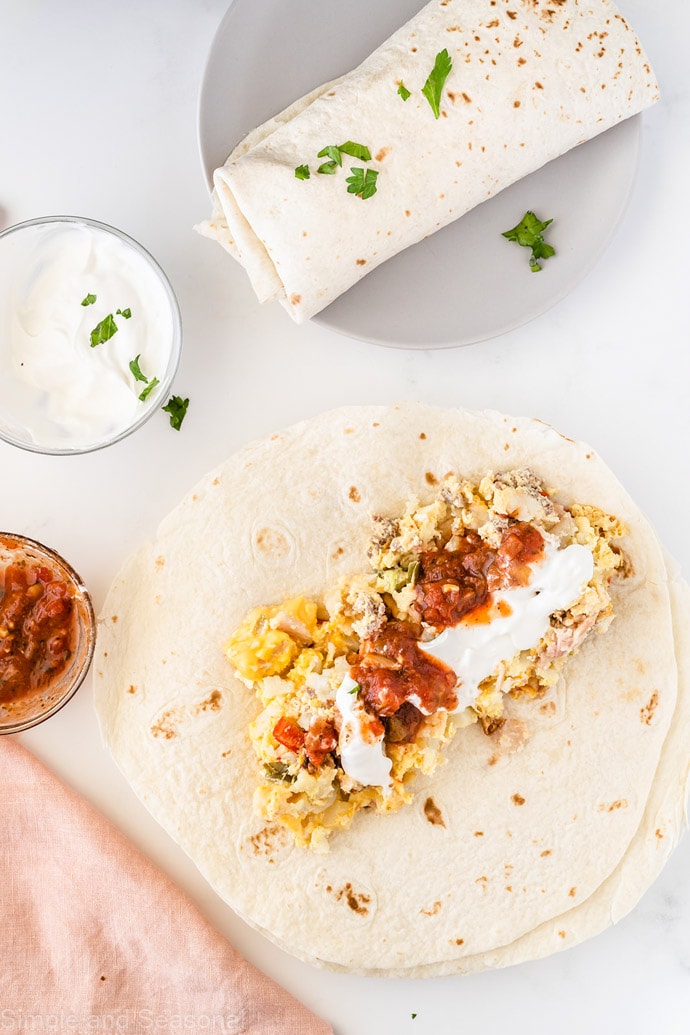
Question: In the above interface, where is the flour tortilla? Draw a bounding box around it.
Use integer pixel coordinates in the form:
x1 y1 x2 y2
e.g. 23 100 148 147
197 0 659 322
93 404 689 974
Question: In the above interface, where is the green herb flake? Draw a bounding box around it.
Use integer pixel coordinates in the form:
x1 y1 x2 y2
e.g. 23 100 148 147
116 307 132 319
81 293 97 307
295 164 310 180
138 376 160 402
411 1014 417 1020
129 354 148 383
338 141 372 162
317 160 339 175
502 211 556 271
421 48 453 118
162 394 189 431
397 82 411 101
348 682 361 696
317 144 344 167
89 313 118 348
346 167 379 200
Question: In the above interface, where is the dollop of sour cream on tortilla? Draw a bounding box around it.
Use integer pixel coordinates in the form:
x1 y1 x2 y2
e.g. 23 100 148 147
336 673 393 794
420 540 594 711
336 541 593 790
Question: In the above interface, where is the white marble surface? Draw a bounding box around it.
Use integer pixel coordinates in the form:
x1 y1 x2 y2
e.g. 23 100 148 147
2 1 690 1032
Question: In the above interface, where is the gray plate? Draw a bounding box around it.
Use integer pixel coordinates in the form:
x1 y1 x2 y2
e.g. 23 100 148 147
198 0 640 349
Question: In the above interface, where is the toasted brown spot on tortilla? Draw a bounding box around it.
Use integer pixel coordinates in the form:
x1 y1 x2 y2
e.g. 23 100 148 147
248 823 289 861
127 685 137 695
539 700 557 716
290 293 301 306
640 690 659 725
423 797 446 827
212 477 220 485
405 210 411 217
155 555 165 569
474 831 484 837
535 80 544 89
255 527 290 558
375 147 391 162
540 849 552 857
195 690 222 714
419 432 427 439
512 793 526 806
331 882 371 915
420 900 442 916
598 798 628 813
655 828 664 840
150 709 181 740
569 886 577 897
558 930 567 939
348 486 361 503
452 938 465 945
514 99 521 107
425 471 438 486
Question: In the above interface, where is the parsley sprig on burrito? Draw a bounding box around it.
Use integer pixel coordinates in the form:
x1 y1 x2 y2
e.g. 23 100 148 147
226 469 624 850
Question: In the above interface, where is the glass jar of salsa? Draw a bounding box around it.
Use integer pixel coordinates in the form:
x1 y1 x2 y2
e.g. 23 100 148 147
0 533 95 733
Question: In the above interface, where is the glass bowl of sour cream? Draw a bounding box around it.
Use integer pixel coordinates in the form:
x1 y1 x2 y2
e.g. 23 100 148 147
0 216 182 454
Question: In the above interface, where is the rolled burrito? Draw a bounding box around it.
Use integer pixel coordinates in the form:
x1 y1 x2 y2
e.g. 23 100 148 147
198 0 659 323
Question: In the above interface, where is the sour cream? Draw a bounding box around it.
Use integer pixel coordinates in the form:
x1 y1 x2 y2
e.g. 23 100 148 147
336 673 393 793
0 217 180 452
335 541 593 790
420 541 594 711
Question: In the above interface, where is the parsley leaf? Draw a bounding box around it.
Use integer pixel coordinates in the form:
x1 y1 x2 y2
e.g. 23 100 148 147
346 167 378 200
295 164 310 180
138 376 160 402
316 142 372 172
338 141 372 162
348 682 361 696
116 307 132 319
89 313 118 348
162 394 189 431
129 354 148 383
502 211 556 271
81 293 97 307
421 48 453 118
317 145 343 167
397 82 411 101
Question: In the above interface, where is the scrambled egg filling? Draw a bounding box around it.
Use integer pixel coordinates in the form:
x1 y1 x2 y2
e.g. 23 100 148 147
225 469 626 850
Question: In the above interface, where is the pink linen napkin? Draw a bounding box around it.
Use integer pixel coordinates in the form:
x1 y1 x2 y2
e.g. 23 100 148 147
0 738 333 1035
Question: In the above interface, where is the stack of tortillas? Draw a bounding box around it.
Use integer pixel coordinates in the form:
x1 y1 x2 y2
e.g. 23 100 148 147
94 404 690 975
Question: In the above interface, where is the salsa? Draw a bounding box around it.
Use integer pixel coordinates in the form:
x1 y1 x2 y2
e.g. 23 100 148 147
351 523 545 726
0 559 77 704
